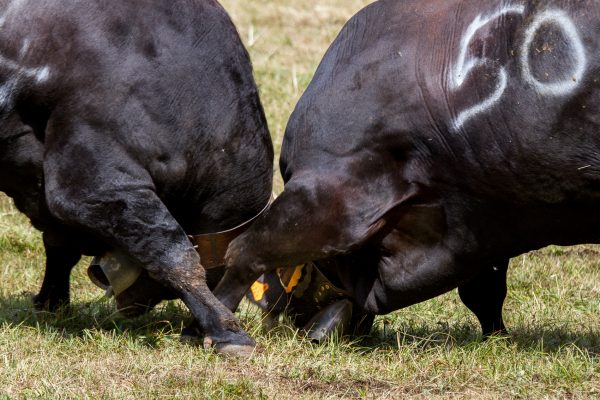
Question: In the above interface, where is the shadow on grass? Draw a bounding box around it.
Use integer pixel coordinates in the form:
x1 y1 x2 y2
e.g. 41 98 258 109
509 325 600 354
0 292 192 348
354 322 600 356
1 292 599 356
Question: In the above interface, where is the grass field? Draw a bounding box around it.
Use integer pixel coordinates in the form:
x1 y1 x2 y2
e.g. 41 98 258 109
1 0 600 398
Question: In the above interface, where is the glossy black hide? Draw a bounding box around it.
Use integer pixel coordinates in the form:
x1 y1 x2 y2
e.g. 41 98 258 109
0 0 273 353
214 0 600 340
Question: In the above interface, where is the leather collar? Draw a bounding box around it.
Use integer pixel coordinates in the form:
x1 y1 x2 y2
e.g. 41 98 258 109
188 194 274 269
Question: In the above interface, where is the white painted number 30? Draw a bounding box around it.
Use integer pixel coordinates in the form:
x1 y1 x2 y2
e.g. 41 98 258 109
451 5 587 130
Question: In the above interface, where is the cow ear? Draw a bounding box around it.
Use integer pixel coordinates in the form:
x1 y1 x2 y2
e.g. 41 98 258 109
350 183 422 249
246 271 288 314
353 218 387 248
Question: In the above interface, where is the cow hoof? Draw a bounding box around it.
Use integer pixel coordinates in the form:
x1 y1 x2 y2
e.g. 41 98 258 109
32 294 69 312
215 343 256 358
203 335 256 358
32 294 47 311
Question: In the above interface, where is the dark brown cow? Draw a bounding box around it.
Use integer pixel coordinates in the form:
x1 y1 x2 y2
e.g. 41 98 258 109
0 0 272 355
213 0 600 347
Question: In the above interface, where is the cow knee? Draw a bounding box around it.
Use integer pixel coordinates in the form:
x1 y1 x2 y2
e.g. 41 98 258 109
45 188 126 232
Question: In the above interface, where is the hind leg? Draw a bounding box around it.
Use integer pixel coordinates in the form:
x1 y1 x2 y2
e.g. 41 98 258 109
458 259 509 336
33 231 81 311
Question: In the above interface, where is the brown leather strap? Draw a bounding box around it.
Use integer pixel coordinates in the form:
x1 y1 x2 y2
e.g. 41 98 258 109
188 194 274 269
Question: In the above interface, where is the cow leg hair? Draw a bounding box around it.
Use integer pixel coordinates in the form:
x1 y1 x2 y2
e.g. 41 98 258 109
458 259 509 337
33 232 81 311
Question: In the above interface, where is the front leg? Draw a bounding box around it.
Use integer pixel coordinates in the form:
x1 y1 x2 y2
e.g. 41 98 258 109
33 231 81 311
458 259 509 337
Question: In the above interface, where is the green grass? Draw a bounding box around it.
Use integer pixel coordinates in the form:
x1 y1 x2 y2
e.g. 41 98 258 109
1 0 600 398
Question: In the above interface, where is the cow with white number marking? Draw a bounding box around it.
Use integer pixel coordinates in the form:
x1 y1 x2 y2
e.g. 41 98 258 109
0 0 273 356
214 0 600 342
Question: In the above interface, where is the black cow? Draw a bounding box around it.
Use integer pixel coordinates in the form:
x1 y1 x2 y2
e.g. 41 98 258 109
0 0 272 355
214 0 600 347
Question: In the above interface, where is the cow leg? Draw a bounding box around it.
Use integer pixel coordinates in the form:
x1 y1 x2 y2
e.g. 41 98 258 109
33 232 81 311
458 259 509 337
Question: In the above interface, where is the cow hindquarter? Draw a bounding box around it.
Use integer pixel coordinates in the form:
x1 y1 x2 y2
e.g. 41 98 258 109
446 1 600 241
363 0 600 310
